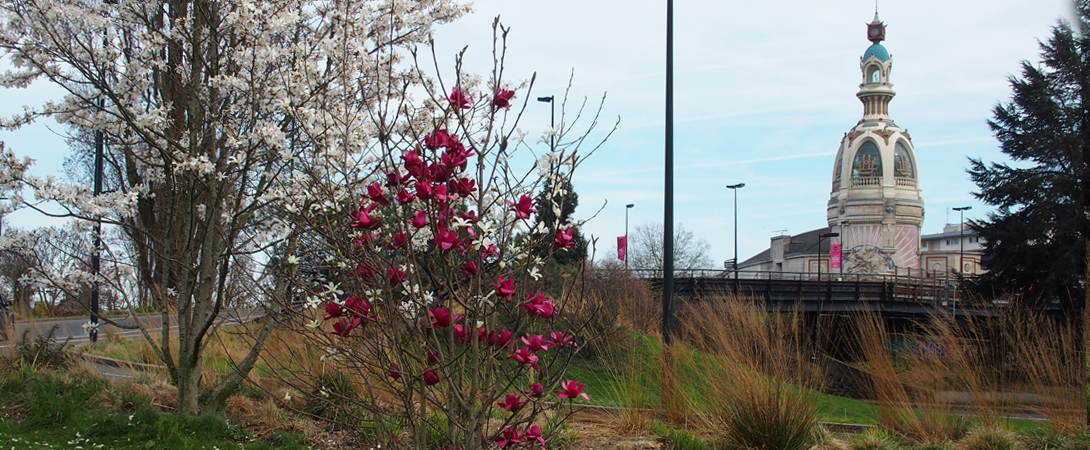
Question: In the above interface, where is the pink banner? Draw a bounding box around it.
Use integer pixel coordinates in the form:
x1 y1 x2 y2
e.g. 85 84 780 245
830 244 841 269
617 236 627 261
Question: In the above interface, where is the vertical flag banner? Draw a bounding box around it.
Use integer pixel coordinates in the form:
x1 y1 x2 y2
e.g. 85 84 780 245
830 244 841 269
617 236 627 261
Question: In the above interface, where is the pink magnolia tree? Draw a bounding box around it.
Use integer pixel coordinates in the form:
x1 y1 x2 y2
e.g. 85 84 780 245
271 21 617 449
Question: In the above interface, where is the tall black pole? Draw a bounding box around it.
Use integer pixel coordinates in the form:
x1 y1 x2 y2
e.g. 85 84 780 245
662 0 675 348
952 206 971 317
819 232 839 305
726 183 744 292
625 204 634 270
90 98 104 343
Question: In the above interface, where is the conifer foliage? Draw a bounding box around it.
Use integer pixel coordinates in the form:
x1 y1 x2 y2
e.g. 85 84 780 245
967 1 1090 312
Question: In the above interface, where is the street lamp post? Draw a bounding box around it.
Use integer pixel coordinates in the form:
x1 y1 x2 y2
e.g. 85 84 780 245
952 206 971 316
625 203 634 270
726 183 745 291
818 232 839 304
536 96 555 153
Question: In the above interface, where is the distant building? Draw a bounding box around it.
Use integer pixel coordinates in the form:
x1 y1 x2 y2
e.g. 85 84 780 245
736 223 983 279
920 223 984 275
735 13 984 279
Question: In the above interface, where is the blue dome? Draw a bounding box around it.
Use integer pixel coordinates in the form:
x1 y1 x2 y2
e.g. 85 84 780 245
863 44 889 61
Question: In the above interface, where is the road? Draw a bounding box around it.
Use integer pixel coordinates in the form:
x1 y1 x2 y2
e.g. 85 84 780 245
0 309 265 350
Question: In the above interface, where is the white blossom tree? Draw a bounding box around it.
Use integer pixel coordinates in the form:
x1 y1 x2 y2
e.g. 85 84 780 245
0 0 469 415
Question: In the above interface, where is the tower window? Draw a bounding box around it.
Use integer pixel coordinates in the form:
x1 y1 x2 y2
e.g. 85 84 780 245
894 142 914 179
852 141 882 178
867 65 881 84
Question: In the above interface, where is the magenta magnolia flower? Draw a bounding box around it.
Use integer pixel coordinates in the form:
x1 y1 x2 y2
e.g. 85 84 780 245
387 232 408 250
424 129 454 150
365 181 389 205
429 307 453 329
493 89 515 110
553 227 576 250
427 351 440 365
487 329 513 348
521 425 546 446
494 427 522 447
410 210 428 228
525 382 543 398
350 204 381 230
548 331 577 348
328 317 361 336
555 380 590 400
395 188 415 204
385 170 406 187
507 195 536 220
458 210 479 223
460 261 478 277
496 394 525 412
323 302 343 320
402 149 424 179
353 261 379 279
480 244 498 261
523 292 556 319
520 334 551 353
490 276 516 300
423 370 440 386
415 181 434 200
387 267 407 285
510 347 539 370
449 177 476 198
344 296 370 317
435 229 462 252
386 363 401 380
447 87 473 109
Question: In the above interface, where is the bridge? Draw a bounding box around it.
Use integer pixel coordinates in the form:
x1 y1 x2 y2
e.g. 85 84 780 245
650 271 966 319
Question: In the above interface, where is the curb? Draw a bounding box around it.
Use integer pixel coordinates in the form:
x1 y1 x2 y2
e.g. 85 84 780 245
80 353 165 373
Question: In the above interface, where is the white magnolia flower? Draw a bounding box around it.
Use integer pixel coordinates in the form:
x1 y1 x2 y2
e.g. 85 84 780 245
528 266 542 281
285 255 299 265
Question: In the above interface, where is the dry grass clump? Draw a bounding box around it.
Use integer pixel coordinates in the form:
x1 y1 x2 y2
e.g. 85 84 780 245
849 429 902 450
810 424 851 450
678 295 820 450
957 424 1023 450
224 395 303 440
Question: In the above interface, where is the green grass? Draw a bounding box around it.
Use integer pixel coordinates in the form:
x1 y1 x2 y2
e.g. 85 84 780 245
568 332 882 425
0 366 312 450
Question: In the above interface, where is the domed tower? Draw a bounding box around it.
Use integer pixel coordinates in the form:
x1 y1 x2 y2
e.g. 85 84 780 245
827 11 923 275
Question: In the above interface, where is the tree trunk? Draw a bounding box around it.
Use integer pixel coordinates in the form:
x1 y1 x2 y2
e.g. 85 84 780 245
176 351 202 416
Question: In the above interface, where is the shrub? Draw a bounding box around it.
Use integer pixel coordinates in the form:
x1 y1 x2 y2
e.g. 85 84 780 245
714 377 817 450
303 370 358 426
13 325 73 369
811 424 849 450
653 424 707 450
957 424 1022 450
850 429 902 450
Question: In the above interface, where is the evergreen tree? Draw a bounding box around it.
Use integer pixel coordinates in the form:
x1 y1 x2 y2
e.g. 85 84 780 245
967 4 1090 313
529 175 587 265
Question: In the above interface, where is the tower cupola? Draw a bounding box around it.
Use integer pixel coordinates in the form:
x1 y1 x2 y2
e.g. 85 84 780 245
858 12 895 122
827 11 924 276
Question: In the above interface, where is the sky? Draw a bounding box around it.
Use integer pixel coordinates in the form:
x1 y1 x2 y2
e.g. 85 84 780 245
0 0 1076 268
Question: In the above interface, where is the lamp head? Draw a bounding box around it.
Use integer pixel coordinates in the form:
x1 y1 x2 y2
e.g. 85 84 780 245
626 203 634 209
953 206 972 212
726 183 745 189
537 96 554 103
820 232 840 238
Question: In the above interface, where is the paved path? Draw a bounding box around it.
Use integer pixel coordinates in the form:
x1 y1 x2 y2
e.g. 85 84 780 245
0 309 264 350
